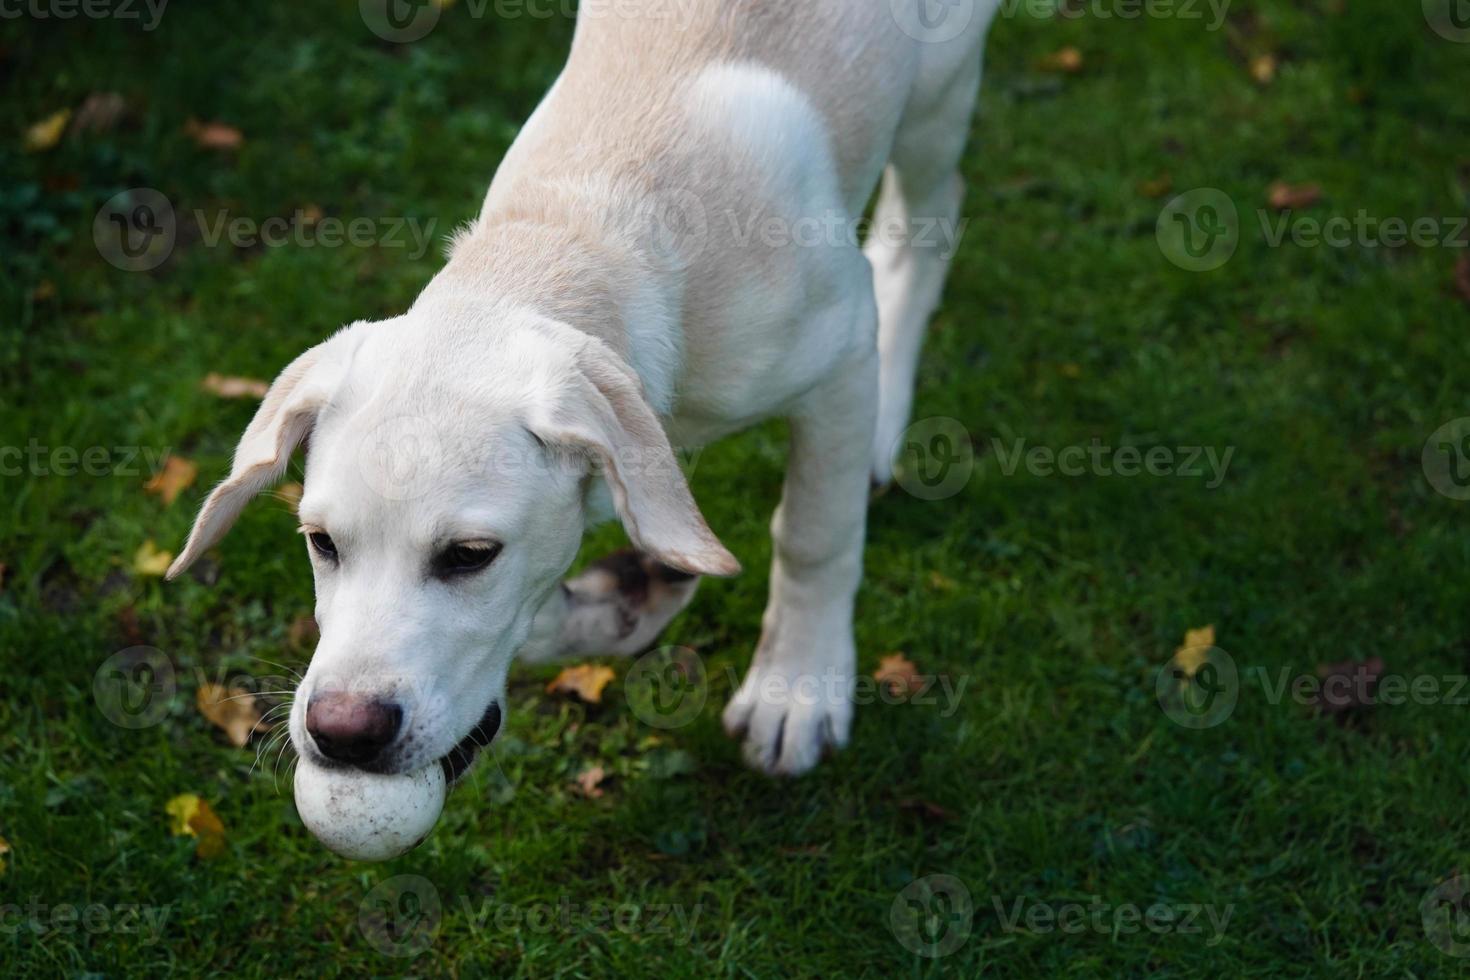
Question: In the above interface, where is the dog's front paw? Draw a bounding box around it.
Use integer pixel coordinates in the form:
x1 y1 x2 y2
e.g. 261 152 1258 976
722 657 853 776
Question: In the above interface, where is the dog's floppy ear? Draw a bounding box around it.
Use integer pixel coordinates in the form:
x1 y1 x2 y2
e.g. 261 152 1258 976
529 339 740 578
166 334 351 580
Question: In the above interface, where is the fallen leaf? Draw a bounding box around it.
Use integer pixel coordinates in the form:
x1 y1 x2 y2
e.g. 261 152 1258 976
276 482 304 512
133 540 174 577
874 653 923 698
71 92 126 135
1060 362 1083 379
1249 54 1277 85
196 682 271 747
201 372 268 399
0 834 9 876
184 118 243 150
165 794 226 858
24 108 71 152
575 765 606 798
1312 656 1385 717
32 280 56 302
898 798 957 823
1173 625 1216 677
927 570 958 592
1455 254 1470 308
546 664 616 703
116 604 145 645
299 204 324 225
144 456 198 506
1138 174 1173 199
1267 181 1322 210
287 614 318 651
1039 46 1084 74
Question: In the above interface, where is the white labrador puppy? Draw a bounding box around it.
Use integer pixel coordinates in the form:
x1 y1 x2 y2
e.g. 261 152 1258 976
169 0 999 779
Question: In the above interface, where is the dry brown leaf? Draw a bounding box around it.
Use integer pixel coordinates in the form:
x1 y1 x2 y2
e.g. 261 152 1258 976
165 794 226 858
0 834 9 876
133 540 173 577
72 92 127 135
1039 46 1084 74
1312 656 1385 718
1267 181 1322 210
874 653 923 698
201 372 269 399
1249 54 1278 85
546 664 616 703
32 280 56 302
144 456 198 506
24 108 71 152
898 798 957 823
197 682 272 747
276 482 304 512
575 765 607 798
1138 174 1174 199
299 203 324 225
1455 254 1470 308
185 118 243 150
1174 625 1216 677
288 614 319 651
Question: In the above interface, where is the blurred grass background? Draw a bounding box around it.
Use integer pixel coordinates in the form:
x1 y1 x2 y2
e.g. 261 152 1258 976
2 0 1470 975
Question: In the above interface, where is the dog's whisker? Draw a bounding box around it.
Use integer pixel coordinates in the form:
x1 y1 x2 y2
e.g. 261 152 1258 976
241 655 306 681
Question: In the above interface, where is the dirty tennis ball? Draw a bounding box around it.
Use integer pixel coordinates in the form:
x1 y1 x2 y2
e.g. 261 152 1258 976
293 757 446 862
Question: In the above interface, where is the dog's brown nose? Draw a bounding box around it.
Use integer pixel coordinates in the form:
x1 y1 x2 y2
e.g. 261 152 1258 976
305 693 403 766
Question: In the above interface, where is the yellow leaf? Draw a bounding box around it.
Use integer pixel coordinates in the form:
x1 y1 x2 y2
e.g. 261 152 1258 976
575 765 607 798
200 373 269 399
196 683 272 748
1250 54 1278 86
276 482 303 512
1039 46 1084 74
0 834 10 876
1174 625 1217 677
24 108 71 152
144 456 198 506
165 794 226 859
874 653 924 698
546 664 616 704
133 540 174 577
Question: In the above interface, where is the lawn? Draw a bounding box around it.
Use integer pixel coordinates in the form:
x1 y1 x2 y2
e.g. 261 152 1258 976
3 0 1470 975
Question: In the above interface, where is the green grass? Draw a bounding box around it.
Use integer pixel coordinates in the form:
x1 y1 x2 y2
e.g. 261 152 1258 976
3 1 1470 975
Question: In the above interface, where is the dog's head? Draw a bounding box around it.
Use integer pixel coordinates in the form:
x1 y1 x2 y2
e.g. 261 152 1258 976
168 306 737 779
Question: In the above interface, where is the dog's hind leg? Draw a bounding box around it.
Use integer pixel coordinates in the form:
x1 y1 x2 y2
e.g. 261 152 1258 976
867 35 988 486
516 551 700 664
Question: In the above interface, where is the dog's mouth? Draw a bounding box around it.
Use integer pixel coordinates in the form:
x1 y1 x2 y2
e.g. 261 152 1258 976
439 701 502 783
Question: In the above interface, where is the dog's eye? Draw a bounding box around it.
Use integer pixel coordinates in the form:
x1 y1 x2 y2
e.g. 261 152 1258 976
308 532 338 561
435 542 502 577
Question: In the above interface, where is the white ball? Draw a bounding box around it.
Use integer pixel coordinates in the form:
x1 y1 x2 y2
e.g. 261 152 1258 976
294 757 446 862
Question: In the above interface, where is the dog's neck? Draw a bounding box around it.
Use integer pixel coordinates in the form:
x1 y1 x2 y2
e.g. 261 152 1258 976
419 179 685 415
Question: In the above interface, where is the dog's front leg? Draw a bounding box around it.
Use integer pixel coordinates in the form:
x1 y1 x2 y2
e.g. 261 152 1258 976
723 349 880 776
